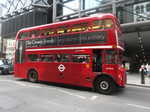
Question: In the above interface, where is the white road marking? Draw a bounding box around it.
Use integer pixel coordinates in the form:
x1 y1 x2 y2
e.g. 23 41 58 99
90 96 98 100
0 80 42 88
58 90 87 100
12 81 27 87
127 104 150 110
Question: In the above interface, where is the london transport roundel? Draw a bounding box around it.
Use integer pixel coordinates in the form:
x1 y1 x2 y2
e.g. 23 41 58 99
58 64 66 72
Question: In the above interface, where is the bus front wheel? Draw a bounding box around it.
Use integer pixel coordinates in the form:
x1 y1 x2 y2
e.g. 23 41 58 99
28 70 38 83
94 77 116 95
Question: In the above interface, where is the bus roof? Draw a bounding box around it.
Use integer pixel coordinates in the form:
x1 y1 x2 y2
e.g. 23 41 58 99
18 13 116 33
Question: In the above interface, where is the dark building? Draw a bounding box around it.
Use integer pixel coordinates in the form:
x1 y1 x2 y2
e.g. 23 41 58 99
1 0 63 39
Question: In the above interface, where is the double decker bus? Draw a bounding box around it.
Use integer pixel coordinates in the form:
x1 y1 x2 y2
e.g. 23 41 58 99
14 13 126 94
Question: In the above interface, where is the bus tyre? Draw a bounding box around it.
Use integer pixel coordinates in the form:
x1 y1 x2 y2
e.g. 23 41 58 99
28 70 38 83
94 77 116 95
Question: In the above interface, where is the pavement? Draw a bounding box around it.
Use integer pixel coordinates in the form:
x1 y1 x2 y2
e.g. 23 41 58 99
127 72 150 87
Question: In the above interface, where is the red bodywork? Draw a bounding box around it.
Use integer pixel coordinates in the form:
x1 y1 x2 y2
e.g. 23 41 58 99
14 13 126 88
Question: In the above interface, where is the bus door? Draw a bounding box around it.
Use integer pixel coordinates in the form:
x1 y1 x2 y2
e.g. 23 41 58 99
92 50 102 72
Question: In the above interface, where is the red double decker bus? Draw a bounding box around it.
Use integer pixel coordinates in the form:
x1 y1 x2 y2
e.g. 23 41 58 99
14 13 126 94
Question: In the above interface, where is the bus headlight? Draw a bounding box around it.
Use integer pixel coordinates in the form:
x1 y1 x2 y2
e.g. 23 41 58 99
86 64 90 69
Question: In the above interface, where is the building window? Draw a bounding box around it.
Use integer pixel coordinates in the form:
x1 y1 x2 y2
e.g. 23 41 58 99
135 6 140 14
146 3 150 12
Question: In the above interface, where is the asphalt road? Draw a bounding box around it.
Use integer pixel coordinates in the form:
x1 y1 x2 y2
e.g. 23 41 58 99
0 75 150 112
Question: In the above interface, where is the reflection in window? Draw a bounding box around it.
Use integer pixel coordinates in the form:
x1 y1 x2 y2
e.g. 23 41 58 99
56 26 68 34
29 30 39 38
41 29 55 36
105 50 123 64
19 32 29 39
28 54 39 61
72 54 90 63
55 54 70 62
92 20 103 29
105 50 117 64
61 54 70 62
40 54 55 62
92 19 113 30
103 19 113 29
71 23 88 32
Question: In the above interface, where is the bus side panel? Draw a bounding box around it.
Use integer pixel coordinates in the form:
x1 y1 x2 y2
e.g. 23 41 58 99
102 64 126 87
24 62 58 82
102 64 118 82
14 63 27 79
77 64 94 87
14 64 20 77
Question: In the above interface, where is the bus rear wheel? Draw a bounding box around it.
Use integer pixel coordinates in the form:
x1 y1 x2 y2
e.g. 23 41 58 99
28 70 38 83
94 77 116 95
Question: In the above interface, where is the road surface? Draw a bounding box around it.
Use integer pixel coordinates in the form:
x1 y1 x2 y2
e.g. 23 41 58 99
0 75 150 112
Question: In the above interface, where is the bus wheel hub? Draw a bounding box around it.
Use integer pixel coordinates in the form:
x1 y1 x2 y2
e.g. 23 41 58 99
100 81 109 90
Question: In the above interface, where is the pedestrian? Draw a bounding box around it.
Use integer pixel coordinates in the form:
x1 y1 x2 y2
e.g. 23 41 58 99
139 64 147 75
146 64 150 77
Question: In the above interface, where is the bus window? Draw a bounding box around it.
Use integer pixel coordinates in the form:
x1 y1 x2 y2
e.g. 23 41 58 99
29 30 39 38
40 30 45 36
40 54 55 62
61 54 70 62
105 50 117 64
72 54 90 63
46 29 55 35
117 51 123 64
103 19 113 29
54 54 70 62
41 29 55 36
19 32 29 39
71 23 88 32
92 20 103 30
56 26 68 34
28 54 39 62
92 19 113 30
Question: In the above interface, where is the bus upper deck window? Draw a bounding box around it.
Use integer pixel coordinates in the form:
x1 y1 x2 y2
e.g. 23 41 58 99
43 29 55 36
71 23 88 32
92 20 103 30
92 19 113 30
57 27 67 34
30 30 39 38
103 19 113 29
19 32 29 39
